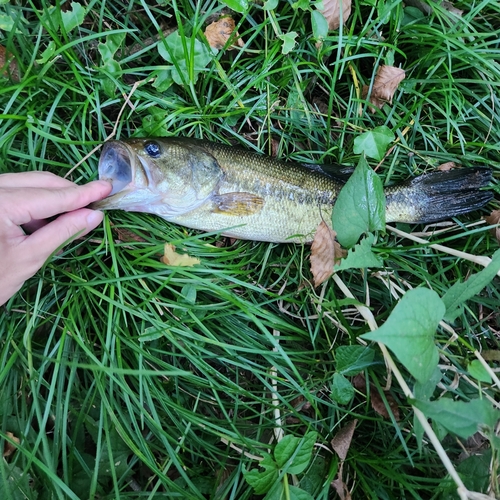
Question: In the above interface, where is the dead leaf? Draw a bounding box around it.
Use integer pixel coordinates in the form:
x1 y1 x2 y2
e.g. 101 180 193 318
204 16 244 50
352 374 400 420
310 222 346 287
482 350 500 362
319 0 352 31
437 161 457 171
484 210 500 245
331 477 352 500
161 244 201 267
113 227 147 243
331 420 357 461
330 421 356 500
3 432 20 457
0 45 20 82
363 65 405 112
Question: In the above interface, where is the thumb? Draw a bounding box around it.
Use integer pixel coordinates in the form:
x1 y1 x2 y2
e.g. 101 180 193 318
22 209 104 270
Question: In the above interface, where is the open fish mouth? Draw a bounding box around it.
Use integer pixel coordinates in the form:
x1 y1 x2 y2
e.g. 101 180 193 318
89 141 140 210
98 141 135 196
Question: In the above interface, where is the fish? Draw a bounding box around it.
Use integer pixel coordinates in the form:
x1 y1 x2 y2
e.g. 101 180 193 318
91 137 493 243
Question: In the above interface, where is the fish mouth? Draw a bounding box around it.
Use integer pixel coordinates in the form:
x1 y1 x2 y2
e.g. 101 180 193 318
90 141 137 209
99 141 134 195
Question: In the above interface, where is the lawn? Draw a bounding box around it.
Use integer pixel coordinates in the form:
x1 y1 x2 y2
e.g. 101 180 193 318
1 0 499 498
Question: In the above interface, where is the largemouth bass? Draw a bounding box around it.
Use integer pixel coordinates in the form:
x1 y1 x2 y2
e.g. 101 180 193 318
92 137 492 243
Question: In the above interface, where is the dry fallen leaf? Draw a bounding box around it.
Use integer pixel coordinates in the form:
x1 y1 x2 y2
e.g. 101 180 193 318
331 478 352 500
0 45 20 82
484 210 500 245
482 350 500 362
319 0 352 31
331 420 357 461
113 226 147 243
3 431 20 458
204 16 244 50
437 161 457 171
353 374 400 420
161 244 201 267
310 222 346 287
363 65 405 112
330 420 357 500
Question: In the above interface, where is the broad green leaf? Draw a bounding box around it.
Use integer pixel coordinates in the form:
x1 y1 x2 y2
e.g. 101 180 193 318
244 454 278 495
335 233 383 270
278 32 298 54
311 10 328 40
292 0 311 10
401 6 426 27
442 249 500 322
0 13 20 32
153 68 174 92
360 288 444 383
299 456 329 495
36 41 57 64
353 126 395 161
274 431 317 474
0 462 37 500
467 360 492 384
263 0 279 10
288 486 315 500
220 0 249 13
331 156 386 248
413 367 442 452
330 373 355 405
336 345 375 376
98 32 126 61
61 2 85 33
158 31 211 85
139 326 164 342
411 398 499 439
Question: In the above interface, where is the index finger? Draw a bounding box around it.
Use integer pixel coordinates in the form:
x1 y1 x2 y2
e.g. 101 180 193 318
0 171 77 189
5 180 112 225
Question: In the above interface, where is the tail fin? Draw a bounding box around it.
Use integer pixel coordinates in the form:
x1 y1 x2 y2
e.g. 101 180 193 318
385 167 493 224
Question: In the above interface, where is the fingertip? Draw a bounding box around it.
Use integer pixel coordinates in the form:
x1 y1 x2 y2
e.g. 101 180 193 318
86 209 104 230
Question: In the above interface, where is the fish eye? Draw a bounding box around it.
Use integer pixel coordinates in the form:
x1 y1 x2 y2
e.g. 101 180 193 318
144 141 162 158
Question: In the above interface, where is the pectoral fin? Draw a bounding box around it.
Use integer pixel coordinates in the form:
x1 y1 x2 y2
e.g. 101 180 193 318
213 192 264 216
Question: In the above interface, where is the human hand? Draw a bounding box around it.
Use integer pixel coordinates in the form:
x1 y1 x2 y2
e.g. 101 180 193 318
0 171 112 306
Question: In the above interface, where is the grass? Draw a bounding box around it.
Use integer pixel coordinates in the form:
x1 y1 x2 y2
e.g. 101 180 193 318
1 0 500 498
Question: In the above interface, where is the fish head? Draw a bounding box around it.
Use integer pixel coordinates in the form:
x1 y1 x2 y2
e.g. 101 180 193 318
92 138 223 217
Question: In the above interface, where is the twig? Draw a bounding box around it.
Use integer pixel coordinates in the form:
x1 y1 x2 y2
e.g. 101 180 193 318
332 273 480 499
65 78 145 179
387 226 497 274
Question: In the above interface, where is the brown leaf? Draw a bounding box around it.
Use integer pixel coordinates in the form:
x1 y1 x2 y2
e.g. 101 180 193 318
482 350 500 362
310 222 346 287
352 374 400 420
319 0 352 31
331 420 357 461
331 477 351 500
484 210 500 245
204 17 244 50
114 227 147 243
161 244 201 267
363 65 405 111
3 432 20 458
0 45 20 82
437 161 457 171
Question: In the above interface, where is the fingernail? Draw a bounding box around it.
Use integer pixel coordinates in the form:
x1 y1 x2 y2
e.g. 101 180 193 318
86 210 104 228
96 179 113 188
